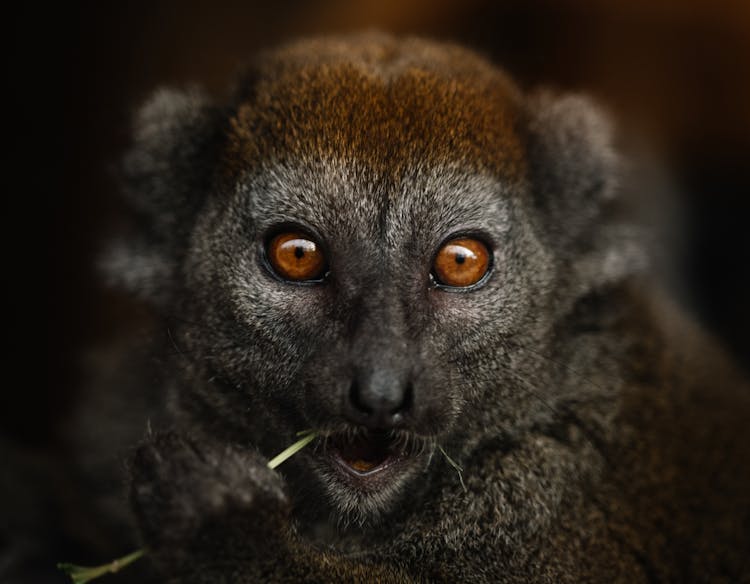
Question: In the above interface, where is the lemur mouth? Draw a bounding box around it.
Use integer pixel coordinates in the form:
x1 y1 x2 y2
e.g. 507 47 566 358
328 430 403 476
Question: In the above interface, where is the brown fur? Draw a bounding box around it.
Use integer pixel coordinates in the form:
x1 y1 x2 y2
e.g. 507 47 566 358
225 34 526 182
542 286 750 582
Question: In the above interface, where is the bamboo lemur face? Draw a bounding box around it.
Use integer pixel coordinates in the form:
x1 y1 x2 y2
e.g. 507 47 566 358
116 34 632 523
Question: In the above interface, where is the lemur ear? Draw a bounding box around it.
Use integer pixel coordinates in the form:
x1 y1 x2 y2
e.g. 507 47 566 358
524 92 648 291
524 92 620 240
102 88 227 306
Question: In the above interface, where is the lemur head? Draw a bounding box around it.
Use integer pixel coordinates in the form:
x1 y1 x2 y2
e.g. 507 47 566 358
108 33 644 524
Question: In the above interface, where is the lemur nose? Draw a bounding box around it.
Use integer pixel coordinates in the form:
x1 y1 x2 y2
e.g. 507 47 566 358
347 368 413 428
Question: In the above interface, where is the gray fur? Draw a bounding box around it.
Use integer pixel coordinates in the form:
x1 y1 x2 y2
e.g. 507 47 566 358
52 33 750 582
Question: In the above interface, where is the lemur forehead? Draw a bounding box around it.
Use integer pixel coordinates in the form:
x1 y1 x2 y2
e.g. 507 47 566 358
224 35 527 183
242 158 513 247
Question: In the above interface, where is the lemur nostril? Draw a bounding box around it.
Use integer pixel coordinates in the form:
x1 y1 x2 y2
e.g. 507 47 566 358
390 382 413 415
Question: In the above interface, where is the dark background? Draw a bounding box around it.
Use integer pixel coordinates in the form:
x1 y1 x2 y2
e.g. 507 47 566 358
7 0 750 446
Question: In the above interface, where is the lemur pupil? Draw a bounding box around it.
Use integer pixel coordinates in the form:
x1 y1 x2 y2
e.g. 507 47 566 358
455 254 466 265
294 246 304 259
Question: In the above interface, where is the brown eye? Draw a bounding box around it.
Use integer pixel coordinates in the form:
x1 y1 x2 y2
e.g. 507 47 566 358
267 232 326 282
432 237 491 288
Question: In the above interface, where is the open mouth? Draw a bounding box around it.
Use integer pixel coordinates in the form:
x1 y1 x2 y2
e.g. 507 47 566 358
312 428 434 518
328 430 405 477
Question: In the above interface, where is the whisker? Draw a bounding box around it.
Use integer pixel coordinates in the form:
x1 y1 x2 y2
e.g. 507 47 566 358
437 444 467 492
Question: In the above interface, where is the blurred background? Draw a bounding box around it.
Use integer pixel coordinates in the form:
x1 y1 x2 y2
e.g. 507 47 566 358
7 0 750 448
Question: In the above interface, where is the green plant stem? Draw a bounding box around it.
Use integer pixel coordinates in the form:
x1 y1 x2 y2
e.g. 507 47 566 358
267 431 317 469
57 549 145 584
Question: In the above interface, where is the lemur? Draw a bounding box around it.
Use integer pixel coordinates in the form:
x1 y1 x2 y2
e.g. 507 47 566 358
5 33 750 583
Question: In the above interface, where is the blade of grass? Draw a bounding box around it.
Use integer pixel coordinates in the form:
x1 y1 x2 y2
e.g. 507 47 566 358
57 549 145 584
267 431 317 469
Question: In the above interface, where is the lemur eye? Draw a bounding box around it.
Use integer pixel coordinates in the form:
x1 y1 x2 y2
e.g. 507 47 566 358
432 237 491 288
267 232 326 282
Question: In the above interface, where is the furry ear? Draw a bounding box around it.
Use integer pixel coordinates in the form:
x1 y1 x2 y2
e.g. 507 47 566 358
524 92 648 293
102 88 227 306
525 92 620 241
